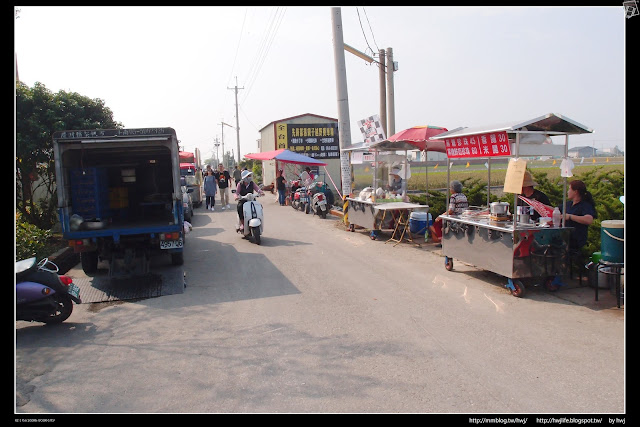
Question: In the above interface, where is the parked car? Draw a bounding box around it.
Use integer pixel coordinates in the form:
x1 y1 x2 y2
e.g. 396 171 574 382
181 176 194 222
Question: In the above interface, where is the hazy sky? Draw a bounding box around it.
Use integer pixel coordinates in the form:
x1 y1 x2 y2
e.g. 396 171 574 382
14 6 626 161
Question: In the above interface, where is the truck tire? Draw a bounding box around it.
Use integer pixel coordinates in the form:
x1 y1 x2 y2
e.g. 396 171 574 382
81 251 99 274
171 252 184 265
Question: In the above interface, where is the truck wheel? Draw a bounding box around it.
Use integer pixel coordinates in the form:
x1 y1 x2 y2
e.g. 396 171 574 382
171 252 184 265
81 251 99 274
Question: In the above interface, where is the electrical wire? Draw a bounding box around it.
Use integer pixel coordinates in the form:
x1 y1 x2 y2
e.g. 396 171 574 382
362 7 380 53
226 8 248 89
356 7 376 58
241 7 286 104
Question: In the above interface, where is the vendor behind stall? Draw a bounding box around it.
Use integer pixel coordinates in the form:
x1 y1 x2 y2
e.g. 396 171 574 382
516 170 551 222
563 179 597 252
387 168 403 193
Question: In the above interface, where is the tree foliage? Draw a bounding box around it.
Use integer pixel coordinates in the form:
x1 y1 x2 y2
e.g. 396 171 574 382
15 81 123 229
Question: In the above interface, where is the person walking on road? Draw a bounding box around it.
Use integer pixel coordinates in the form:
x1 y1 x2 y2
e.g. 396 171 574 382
233 165 242 187
203 169 217 211
276 169 287 206
214 163 232 210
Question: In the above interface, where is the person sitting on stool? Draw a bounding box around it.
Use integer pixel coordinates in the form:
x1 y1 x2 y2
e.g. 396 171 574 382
429 180 468 246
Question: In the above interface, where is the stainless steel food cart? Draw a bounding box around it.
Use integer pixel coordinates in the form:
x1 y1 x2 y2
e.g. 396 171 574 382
345 198 427 240
439 213 572 294
430 113 593 297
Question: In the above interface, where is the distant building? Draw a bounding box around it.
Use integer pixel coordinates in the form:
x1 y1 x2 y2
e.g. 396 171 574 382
258 113 341 192
568 146 600 158
601 145 624 156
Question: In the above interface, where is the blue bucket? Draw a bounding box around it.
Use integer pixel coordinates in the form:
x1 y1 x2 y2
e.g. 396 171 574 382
601 220 624 263
409 211 428 235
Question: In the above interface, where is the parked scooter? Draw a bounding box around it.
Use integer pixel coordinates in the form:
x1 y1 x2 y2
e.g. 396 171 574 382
294 186 310 213
308 182 329 218
290 180 302 211
16 257 81 324
235 193 264 245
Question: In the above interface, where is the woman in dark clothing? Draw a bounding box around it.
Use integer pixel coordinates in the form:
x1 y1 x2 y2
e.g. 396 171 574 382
563 179 597 252
276 169 286 206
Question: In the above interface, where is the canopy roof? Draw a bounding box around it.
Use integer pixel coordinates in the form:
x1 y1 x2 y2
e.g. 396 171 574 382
430 113 593 140
244 149 328 166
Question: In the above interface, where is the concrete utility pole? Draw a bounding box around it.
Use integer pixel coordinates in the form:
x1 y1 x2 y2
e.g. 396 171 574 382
228 76 244 164
214 137 220 167
386 47 396 137
331 7 352 197
220 122 233 169
378 49 387 135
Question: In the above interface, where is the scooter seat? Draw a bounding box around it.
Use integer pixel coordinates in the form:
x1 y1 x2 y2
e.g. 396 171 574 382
15 257 37 281
16 257 37 274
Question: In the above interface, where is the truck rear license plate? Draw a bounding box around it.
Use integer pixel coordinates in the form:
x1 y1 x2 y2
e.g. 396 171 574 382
160 239 183 249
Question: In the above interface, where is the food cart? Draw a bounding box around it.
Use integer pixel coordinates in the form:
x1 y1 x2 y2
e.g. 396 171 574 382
342 139 433 241
429 113 593 297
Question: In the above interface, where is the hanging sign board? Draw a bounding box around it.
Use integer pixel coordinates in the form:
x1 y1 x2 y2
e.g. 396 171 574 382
444 131 511 158
503 158 528 194
357 115 386 146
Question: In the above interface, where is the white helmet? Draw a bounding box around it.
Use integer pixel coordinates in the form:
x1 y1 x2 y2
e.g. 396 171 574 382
241 170 253 183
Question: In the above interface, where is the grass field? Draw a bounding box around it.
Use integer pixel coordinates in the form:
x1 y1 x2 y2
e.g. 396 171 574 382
353 158 624 191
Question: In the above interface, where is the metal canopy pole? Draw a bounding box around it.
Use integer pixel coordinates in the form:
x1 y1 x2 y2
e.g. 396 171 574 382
424 150 428 203
487 157 491 207
373 149 378 201
562 134 568 227
446 158 451 211
402 150 408 199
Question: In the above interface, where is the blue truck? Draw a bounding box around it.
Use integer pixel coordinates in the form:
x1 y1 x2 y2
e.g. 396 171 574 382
52 128 186 278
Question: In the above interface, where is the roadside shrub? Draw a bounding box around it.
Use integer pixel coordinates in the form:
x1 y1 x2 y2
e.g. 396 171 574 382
16 213 53 260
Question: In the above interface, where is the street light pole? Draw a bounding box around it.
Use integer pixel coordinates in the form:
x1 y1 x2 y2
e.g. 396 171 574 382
220 121 233 169
214 137 220 168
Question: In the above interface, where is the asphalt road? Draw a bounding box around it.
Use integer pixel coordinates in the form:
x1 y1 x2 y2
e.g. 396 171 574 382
15 196 625 415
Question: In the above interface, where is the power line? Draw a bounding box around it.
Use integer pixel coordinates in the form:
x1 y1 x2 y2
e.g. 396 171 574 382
241 7 286 104
362 7 380 52
356 7 377 58
226 8 248 88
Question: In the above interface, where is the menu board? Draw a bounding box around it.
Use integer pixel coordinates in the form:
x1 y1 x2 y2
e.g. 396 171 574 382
444 131 511 158
503 158 527 194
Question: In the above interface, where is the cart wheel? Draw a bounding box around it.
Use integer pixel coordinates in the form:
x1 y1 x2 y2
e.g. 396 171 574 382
444 257 453 271
544 277 560 292
510 280 526 298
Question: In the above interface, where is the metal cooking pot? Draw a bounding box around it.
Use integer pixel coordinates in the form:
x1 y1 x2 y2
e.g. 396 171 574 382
516 206 533 223
490 202 510 215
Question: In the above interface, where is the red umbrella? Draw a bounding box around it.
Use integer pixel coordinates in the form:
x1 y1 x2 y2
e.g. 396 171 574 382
386 125 449 152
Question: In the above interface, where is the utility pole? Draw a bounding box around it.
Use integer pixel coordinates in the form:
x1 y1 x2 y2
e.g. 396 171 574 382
378 49 387 135
214 137 220 167
331 7 353 197
386 47 396 137
220 121 233 169
228 77 244 164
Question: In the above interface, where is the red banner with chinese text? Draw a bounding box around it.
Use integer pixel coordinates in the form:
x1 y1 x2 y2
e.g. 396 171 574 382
444 131 511 158
518 195 555 218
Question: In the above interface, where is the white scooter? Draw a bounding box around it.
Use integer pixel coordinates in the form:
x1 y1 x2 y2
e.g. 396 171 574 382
235 193 264 245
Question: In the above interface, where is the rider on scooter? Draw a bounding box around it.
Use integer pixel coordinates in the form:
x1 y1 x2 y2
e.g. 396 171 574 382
235 170 264 231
